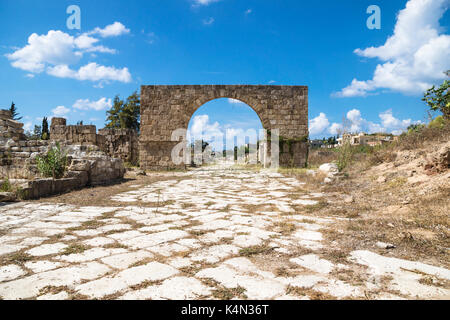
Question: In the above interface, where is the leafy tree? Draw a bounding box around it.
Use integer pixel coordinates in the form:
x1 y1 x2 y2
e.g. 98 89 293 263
122 91 140 131
9 102 22 121
407 123 425 133
105 91 140 131
26 125 42 140
41 117 50 140
105 95 123 129
428 115 445 129
422 72 449 120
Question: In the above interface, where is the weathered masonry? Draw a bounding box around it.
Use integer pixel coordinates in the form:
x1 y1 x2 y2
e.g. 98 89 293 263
140 85 309 170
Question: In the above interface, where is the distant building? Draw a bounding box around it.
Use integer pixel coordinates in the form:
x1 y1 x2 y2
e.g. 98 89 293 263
337 133 396 147
309 138 338 149
310 139 325 149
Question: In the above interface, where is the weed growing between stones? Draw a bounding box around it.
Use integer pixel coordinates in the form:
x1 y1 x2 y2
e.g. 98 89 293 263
0 177 12 192
36 143 67 179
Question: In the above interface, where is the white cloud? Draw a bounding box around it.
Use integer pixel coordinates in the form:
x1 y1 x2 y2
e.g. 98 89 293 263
379 109 413 131
346 109 364 133
52 105 70 117
328 123 343 135
73 34 99 49
89 22 130 38
228 98 244 104
310 109 419 137
189 115 260 150
23 121 33 132
6 23 130 84
6 30 80 73
73 97 113 111
190 115 221 138
193 0 220 6
47 63 131 83
203 17 215 25
336 0 450 97
309 113 330 135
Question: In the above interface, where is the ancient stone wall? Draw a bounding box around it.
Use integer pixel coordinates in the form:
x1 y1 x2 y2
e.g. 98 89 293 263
50 118 97 145
97 128 139 165
50 118 139 164
0 110 26 143
140 85 309 170
0 111 125 197
1 110 51 179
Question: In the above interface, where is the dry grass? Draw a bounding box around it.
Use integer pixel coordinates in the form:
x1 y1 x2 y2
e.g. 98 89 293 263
239 244 274 257
271 221 297 236
292 125 450 268
1 251 33 265
286 285 337 300
212 285 247 300
308 149 338 167
61 243 88 255
304 200 328 213
30 174 190 206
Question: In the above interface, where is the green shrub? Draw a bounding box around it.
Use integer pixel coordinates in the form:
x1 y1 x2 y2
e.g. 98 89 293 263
428 115 446 129
0 177 12 192
407 123 426 133
36 143 67 179
337 141 352 171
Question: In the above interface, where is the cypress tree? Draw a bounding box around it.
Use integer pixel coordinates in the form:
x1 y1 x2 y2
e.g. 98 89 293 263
9 102 22 121
41 117 50 140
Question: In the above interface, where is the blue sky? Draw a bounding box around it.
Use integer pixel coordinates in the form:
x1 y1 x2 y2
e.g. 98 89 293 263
1 0 449 142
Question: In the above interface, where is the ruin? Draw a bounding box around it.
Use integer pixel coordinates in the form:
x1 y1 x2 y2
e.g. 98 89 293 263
139 85 309 170
0 112 126 200
50 118 139 165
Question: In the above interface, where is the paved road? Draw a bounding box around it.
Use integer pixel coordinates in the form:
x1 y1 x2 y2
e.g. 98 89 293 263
0 165 449 299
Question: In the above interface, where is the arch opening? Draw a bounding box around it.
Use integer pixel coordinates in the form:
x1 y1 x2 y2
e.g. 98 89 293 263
186 98 265 166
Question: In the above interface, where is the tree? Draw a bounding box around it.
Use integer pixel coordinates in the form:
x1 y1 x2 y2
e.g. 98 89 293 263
105 91 140 131
9 102 22 121
105 95 123 129
422 72 450 120
121 91 140 131
26 125 42 140
407 123 425 133
41 117 50 140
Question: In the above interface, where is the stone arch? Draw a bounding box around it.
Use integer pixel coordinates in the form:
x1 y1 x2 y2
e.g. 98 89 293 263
140 85 308 170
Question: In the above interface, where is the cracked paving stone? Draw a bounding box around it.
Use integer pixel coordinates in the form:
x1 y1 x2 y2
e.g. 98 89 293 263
24 261 63 273
75 262 179 299
26 243 69 257
0 262 111 300
120 277 212 300
37 291 69 300
83 237 116 247
290 254 334 274
0 265 27 283
57 248 128 263
190 245 240 264
120 230 189 249
100 250 154 269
